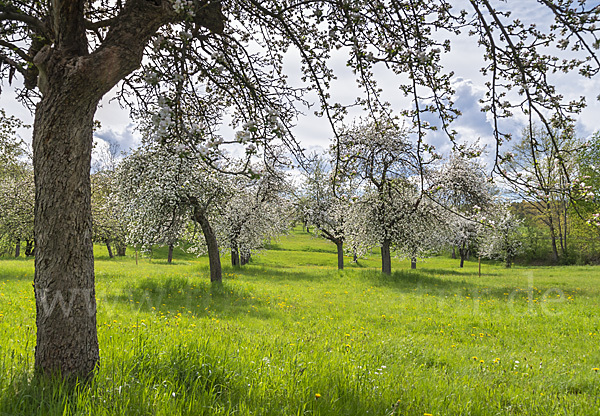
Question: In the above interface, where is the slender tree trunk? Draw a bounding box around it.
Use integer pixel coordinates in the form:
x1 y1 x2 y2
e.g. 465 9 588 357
459 242 466 268
231 246 240 267
15 240 20 258
563 203 568 257
549 230 559 263
381 239 392 274
336 240 344 270
547 208 560 262
240 251 250 266
33 91 99 379
353 249 358 263
411 257 417 269
167 243 174 264
451 246 456 259
193 208 222 283
105 240 114 259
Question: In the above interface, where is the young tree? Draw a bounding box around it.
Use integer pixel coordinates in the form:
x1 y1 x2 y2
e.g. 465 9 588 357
432 152 495 268
218 170 291 266
2 0 599 379
480 205 523 268
91 169 127 258
298 155 351 270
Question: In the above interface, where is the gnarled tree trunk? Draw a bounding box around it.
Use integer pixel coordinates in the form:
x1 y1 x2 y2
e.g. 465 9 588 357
30 0 180 379
116 242 126 257
33 88 100 379
459 242 466 268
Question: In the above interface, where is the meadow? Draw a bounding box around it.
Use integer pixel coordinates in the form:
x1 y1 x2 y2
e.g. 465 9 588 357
0 228 599 415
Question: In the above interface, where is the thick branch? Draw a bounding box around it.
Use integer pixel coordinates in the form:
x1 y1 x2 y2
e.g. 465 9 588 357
0 8 47 34
53 0 88 54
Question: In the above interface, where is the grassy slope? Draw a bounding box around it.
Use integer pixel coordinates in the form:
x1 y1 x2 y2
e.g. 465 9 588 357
0 228 599 415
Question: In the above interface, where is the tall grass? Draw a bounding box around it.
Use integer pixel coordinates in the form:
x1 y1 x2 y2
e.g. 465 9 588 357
1 228 599 415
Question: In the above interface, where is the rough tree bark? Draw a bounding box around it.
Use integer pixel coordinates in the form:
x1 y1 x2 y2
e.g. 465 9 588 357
410 257 417 269
15 240 20 258
381 239 392 275
192 207 222 283
240 251 250 266
33 83 100 378
29 0 212 379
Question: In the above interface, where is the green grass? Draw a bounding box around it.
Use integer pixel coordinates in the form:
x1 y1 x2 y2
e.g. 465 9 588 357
1 228 600 415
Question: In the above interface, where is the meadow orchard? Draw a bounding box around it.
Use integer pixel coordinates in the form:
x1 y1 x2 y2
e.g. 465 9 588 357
0 228 599 415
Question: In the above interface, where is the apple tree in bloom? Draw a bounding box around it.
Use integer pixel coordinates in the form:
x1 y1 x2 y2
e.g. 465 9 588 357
216 168 291 267
91 169 128 259
334 120 427 274
118 143 229 281
574 132 600 229
0 111 33 257
431 152 495 268
0 163 34 257
479 205 523 268
297 154 356 270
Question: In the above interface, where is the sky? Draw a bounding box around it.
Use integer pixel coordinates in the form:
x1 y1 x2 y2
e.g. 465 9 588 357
2 2 600 173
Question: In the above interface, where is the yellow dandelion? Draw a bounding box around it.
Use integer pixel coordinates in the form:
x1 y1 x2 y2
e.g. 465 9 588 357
593 368 599 372
315 393 321 399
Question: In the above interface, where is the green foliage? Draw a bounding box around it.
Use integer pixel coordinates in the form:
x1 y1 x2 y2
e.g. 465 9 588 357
1 228 600 414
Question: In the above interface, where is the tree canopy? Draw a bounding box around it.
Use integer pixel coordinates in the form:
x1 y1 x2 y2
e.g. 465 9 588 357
2 0 600 379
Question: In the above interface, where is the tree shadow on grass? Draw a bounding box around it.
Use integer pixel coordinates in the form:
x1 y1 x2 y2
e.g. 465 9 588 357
232 265 337 283
0 371 88 416
362 268 584 302
105 276 275 321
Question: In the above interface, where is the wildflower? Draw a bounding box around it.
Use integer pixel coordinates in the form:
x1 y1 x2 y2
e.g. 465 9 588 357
315 393 321 399
472 356 477 361
593 368 599 372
